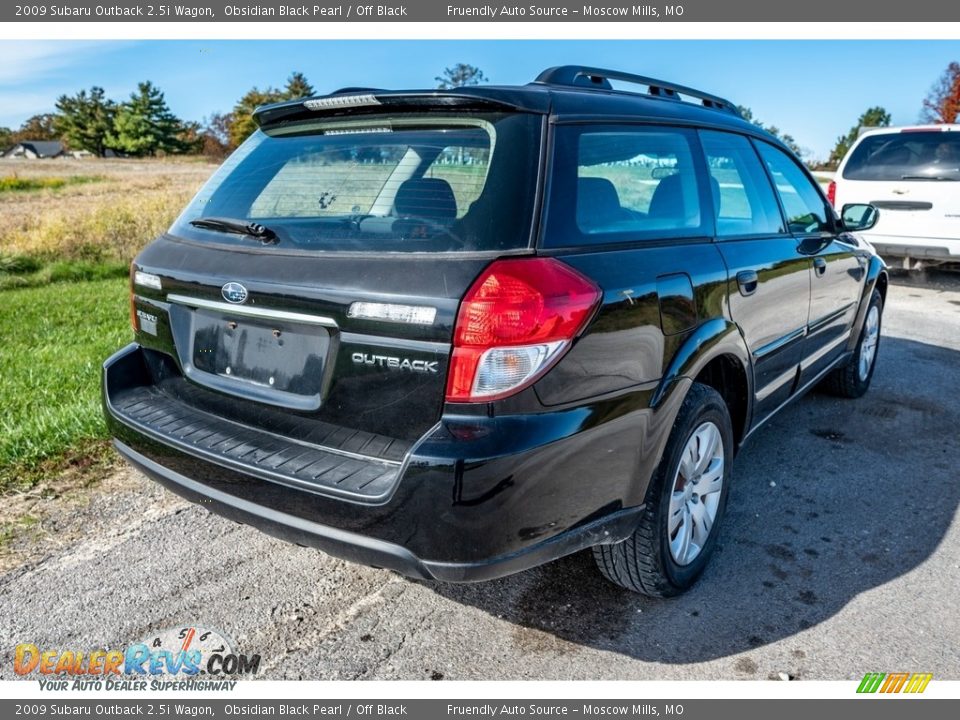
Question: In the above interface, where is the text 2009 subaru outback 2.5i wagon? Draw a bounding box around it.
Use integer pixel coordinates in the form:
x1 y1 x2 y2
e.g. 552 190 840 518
103 66 887 596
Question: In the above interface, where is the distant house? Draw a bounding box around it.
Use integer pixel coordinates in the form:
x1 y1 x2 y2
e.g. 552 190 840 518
2 141 66 159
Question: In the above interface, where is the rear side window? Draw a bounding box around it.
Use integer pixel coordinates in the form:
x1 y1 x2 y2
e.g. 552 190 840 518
842 131 960 181
755 141 832 235
543 125 708 247
699 131 784 237
170 113 542 253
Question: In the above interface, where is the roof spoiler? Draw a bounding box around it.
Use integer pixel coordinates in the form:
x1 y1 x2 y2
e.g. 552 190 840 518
533 65 741 117
253 90 532 128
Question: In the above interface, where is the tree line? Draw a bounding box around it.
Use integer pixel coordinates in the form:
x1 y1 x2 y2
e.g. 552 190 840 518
1 62 958 168
0 71 317 159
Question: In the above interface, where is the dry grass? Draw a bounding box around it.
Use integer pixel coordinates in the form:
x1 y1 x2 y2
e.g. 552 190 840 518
0 157 215 265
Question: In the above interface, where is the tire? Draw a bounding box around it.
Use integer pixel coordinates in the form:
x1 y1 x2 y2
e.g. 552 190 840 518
593 383 733 597
823 288 883 399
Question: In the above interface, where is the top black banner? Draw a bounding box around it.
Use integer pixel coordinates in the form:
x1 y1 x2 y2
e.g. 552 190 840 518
7 0 960 22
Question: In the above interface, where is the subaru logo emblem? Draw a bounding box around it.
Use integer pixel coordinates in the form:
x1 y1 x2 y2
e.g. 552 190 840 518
221 282 248 304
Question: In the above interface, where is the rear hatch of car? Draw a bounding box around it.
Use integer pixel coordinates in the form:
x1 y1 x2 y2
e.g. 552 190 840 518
836 127 960 242
119 97 545 498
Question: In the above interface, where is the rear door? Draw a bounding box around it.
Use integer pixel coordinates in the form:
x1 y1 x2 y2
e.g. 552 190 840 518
699 131 811 423
754 141 865 386
836 127 960 243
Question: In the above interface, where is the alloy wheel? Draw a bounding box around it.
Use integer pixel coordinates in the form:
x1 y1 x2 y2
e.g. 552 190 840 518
668 421 725 566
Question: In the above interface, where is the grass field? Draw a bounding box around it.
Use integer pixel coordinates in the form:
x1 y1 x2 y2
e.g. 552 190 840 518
0 174 104 193
0 158 215 493
0 277 130 491
0 157 212 286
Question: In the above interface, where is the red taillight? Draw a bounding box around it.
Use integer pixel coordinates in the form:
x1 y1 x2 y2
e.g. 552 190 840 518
827 180 837 207
446 258 601 402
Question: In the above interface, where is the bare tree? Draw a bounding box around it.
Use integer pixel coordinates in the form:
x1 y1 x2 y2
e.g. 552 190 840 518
435 64 487 89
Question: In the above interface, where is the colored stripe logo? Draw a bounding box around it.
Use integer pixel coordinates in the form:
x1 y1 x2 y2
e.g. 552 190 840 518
857 672 932 694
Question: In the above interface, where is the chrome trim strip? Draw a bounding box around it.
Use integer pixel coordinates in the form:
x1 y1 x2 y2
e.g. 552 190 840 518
754 365 799 403
166 294 338 328
808 302 856 334
753 326 807 360
800 331 852 371
340 332 450 354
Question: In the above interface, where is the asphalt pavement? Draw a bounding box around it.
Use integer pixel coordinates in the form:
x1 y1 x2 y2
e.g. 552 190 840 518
1 271 958 681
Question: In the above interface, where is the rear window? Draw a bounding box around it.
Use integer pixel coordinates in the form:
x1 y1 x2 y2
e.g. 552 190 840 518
842 131 960 181
543 125 708 247
171 113 542 253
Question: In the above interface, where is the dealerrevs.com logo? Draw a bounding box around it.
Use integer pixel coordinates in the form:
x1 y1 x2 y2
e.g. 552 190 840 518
14 626 260 691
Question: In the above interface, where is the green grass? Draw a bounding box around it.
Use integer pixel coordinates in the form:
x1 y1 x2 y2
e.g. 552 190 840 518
0 175 104 193
0 277 130 491
0 257 128 291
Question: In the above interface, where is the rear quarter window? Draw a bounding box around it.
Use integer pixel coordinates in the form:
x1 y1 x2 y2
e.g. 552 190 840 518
542 125 710 248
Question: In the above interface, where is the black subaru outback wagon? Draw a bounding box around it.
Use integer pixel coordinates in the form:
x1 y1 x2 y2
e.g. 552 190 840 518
103 66 886 596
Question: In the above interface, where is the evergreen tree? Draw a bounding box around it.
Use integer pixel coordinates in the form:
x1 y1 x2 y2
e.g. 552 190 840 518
284 72 315 99
55 86 116 157
737 106 806 158
827 107 891 169
108 81 186 156
229 87 284 148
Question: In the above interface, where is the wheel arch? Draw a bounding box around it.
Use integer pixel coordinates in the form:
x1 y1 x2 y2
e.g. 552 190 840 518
652 317 753 449
846 254 888 353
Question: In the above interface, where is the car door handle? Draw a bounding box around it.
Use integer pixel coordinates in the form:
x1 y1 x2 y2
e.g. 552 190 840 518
736 270 758 297
813 257 827 277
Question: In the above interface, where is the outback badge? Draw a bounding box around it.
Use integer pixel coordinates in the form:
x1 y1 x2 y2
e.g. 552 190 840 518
221 282 248 304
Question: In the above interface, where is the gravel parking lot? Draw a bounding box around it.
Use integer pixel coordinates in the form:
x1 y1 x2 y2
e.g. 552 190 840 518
1 272 958 681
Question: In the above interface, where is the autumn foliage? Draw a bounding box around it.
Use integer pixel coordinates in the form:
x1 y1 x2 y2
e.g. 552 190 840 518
922 61 960 124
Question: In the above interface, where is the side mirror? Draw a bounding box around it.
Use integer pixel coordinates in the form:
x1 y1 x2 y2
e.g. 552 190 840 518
841 203 879 232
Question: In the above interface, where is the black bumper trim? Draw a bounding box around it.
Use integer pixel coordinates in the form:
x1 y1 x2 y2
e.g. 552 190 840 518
102 344 407 504
115 439 644 583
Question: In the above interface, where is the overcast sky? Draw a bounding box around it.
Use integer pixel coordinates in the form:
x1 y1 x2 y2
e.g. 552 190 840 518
0 40 956 160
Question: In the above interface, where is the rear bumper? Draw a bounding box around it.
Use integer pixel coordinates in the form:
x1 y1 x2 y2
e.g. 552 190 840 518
114 439 642 582
103 344 663 581
862 234 960 260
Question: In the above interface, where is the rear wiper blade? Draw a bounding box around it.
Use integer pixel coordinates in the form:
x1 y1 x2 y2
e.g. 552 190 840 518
190 217 279 244
900 174 959 181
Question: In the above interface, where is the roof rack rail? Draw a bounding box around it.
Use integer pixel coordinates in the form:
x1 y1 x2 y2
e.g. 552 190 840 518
533 66 741 117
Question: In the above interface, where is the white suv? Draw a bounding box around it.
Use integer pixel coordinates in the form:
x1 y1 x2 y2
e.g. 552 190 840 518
831 124 960 269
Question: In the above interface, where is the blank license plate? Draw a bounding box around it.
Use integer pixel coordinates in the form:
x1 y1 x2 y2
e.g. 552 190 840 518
191 310 328 397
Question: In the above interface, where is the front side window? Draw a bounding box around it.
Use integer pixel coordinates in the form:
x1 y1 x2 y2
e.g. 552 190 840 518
170 112 542 253
699 131 784 237
755 141 832 235
543 125 708 247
